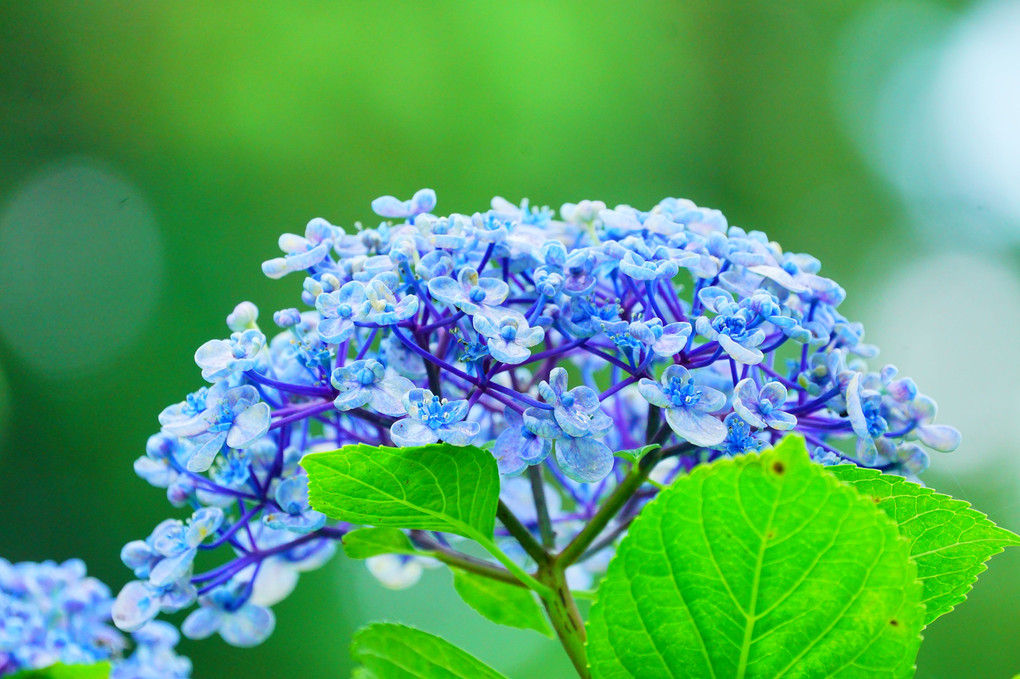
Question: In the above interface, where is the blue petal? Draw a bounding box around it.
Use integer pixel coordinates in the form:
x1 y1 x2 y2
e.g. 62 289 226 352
187 431 227 472
333 387 372 412
917 424 961 452
638 379 669 408
226 402 271 450
719 334 764 365
112 581 160 632
219 604 276 648
181 606 221 640
427 276 465 306
390 419 439 447
275 476 310 514
438 421 480 446
487 338 530 364
523 408 563 439
555 437 614 483
665 407 727 447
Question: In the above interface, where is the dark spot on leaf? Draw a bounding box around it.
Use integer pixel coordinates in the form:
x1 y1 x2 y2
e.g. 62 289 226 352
772 461 785 475
872 496 881 504
766 531 776 540
889 619 899 627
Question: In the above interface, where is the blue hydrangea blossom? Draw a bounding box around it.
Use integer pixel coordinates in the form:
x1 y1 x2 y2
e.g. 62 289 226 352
114 188 959 649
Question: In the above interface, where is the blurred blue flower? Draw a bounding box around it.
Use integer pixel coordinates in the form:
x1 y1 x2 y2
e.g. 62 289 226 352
261 218 338 279
181 583 275 648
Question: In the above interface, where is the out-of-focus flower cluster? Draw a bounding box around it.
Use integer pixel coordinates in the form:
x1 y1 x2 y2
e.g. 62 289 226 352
0 558 189 678
115 189 959 645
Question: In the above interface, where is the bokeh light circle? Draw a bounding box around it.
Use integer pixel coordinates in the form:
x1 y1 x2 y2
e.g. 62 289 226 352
0 158 163 375
864 251 1020 475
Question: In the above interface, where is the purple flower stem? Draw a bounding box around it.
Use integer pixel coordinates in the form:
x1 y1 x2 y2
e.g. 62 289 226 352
271 401 336 430
245 370 333 397
392 326 550 410
202 503 265 550
599 374 640 402
355 328 378 360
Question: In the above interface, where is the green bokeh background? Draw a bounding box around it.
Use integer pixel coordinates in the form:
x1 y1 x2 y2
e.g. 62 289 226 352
1 2 1018 677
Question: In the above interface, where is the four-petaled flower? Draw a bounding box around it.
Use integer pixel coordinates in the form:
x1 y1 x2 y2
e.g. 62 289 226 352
428 267 518 321
389 388 480 447
732 378 796 431
159 383 271 472
181 582 275 648
315 281 366 343
522 368 615 482
263 476 326 534
491 407 552 475
695 287 766 364
147 508 224 587
639 365 726 447
194 329 266 382
362 276 418 326
472 315 545 365
331 359 413 416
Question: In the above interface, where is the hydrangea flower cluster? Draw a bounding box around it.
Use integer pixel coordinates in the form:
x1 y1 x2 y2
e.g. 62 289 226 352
0 558 189 677
114 189 959 645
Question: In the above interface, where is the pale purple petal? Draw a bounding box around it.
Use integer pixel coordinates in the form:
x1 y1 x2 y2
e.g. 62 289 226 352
665 408 727 447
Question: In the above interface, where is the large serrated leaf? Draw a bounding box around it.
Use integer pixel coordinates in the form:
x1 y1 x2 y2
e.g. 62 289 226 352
303 443 499 540
350 623 507 679
9 663 111 679
828 464 1020 626
587 435 924 679
452 569 553 638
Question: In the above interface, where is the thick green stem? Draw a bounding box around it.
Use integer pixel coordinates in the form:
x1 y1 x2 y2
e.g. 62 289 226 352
557 448 663 567
409 531 524 587
528 466 556 549
497 499 548 565
538 565 591 679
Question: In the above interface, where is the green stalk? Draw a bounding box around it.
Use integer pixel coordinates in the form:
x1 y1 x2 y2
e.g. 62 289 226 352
538 564 591 679
556 447 663 567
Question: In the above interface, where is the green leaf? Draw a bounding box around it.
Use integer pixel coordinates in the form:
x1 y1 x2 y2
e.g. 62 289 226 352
350 622 508 679
587 435 924 679
828 464 1020 626
614 444 660 464
452 569 554 637
303 443 499 540
343 527 420 559
9 663 111 679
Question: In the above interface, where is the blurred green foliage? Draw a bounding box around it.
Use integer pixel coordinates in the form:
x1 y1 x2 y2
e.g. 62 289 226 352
1 2 1017 677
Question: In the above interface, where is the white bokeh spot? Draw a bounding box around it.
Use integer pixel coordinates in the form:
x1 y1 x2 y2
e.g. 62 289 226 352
864 251 1020 476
